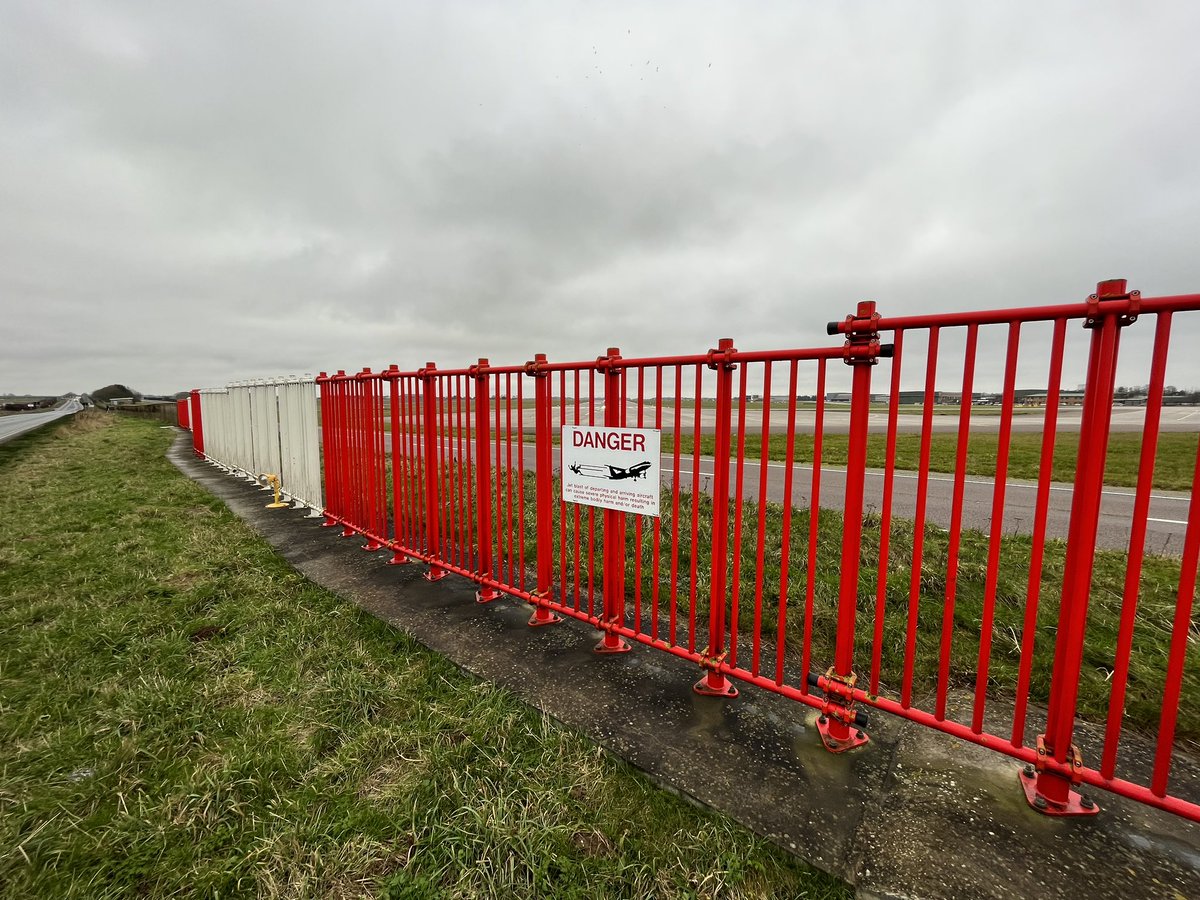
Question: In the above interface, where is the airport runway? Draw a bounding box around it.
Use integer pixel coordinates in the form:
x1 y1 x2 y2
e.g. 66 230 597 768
599 401 1200 434
0 399 82 445
484 440 1191 553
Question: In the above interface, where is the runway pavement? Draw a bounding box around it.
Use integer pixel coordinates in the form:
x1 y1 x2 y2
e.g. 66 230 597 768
602 401 1200 434
490 439 1190 553
0 399 82 445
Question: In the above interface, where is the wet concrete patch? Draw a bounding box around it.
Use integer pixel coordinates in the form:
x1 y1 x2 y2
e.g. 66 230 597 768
170 434 1200 899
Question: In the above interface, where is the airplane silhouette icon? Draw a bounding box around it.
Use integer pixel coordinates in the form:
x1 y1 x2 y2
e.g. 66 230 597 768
606 461 652 481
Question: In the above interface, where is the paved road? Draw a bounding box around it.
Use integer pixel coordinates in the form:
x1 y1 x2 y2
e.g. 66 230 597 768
601 402 1200 434
0 399 83 445
475 440 1190 553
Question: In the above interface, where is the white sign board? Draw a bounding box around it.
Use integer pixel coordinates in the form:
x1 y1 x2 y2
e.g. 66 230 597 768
561 425 661 517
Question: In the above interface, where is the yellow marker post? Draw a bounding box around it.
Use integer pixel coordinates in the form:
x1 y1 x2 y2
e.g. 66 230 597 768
261 473 289 509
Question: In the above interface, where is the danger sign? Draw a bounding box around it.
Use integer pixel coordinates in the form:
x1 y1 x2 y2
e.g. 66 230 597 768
561 425 661 517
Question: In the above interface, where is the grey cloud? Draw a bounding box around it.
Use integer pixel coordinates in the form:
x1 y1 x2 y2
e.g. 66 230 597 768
1 1 1198 396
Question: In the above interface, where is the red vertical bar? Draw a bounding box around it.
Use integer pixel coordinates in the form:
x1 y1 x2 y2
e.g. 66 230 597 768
728 361 749 667
651 366 664 641
774 362 799 686
751 362 773 677
870 329 903 692
1011 319 1066 746
315 377 337 526
517 373 526 591
464 377 474 572
819 302 878 752
572 370 582 612
596 348 631 654
902 330 939 708
935 324 979 719
1027 281 1127 815
696 339 738 697
558 370 569 609
529 354 561 626
360 370 384 551
493 373 503 588
505 373 515 586
385 367 408 564
337 373 355 538
670 364 683 645
587 369 597 616
971 323 1020 731
454 376 466 568
473 361 500 602
421 363 447 581
401 376 417 550
410 375 425 551
688 364 703 653
633 366 645 634
189 390 205 457
1102 312 1172 777
438 378 451 562
1151 433 1200 796
801 360 825 695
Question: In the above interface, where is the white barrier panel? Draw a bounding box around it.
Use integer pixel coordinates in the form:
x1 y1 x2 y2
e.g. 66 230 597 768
196 376 322 514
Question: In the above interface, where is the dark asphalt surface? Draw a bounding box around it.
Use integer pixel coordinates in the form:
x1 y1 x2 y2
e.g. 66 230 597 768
0 398 82 444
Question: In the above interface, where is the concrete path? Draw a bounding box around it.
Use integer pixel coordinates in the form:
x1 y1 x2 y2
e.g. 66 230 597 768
170 431 1200 900
0 399 81 444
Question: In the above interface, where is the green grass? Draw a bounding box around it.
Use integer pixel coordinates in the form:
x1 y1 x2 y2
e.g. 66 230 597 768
0 414 845 900
669 431 1200 491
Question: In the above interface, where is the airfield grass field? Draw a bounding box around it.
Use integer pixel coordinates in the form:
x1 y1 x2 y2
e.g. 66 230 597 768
0 414 843 899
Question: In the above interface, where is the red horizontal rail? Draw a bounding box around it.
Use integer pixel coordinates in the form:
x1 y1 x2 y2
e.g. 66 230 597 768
273 278 1200 825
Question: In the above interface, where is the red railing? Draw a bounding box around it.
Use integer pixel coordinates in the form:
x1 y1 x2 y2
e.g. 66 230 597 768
176 398 190 430
188 389 203 457
306 280 1200 823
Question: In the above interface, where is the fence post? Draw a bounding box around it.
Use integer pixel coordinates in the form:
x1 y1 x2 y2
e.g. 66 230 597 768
596 347 632 653
695 338 739 696
420 362 448 582
189 389 204 458
471 359 501 602
357 369 384 551
383 365 409 564
315 372 340 527
1020 279 1136 816
525 353 563 626
337 372 358 538
818 301 882 752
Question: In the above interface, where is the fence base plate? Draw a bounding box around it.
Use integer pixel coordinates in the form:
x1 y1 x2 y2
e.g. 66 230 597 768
693 676 738 698
475 588 502 604
817 716 870 753
528 610 562 627
424 567 448 583
386 552 409 565
1019 768 1100 817
594 637 632 654
361 540 382 552
266 501 289 509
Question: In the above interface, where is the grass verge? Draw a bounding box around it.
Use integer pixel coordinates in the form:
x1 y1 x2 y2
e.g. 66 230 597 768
0 414 845 900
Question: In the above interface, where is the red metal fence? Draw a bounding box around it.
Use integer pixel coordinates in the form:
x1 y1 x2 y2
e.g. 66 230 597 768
220 280 1200 823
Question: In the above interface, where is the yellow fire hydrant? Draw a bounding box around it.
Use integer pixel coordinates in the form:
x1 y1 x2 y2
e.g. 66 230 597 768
261 473 289 509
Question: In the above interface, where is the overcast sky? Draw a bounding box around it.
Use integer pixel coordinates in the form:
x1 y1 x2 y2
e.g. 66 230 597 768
2 2 1198 396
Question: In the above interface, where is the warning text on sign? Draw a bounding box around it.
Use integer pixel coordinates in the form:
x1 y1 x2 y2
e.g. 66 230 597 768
561 425 661 517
